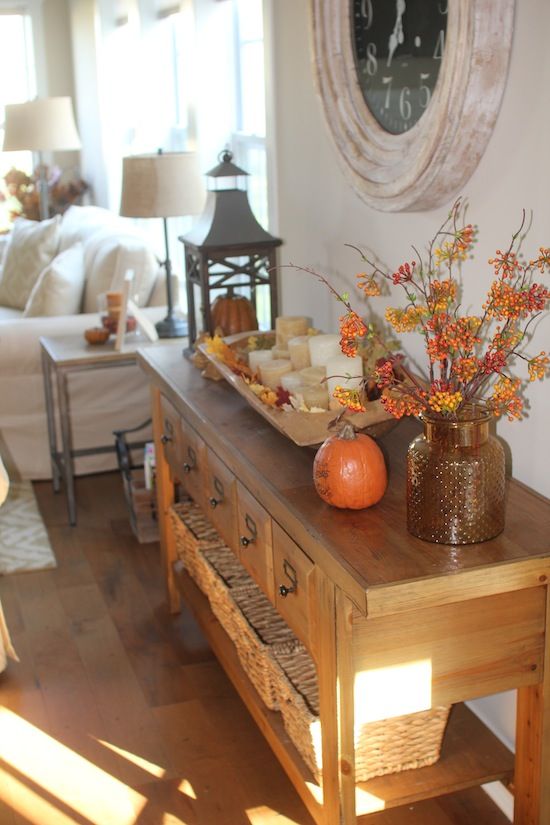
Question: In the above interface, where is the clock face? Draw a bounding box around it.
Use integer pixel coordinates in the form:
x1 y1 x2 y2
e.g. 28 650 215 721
351 0 448 134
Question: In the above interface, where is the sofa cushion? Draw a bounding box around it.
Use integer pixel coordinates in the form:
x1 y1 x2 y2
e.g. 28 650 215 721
23 242 86 317
82 229 158 312
0 216 61 309
59 204 127 252
0 307 23 321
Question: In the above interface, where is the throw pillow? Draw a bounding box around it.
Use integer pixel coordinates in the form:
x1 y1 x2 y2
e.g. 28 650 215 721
0 215 61 310
82 230 158 313
23 242 86 317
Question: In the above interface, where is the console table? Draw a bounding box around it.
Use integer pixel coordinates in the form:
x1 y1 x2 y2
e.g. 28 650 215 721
139 344 550 825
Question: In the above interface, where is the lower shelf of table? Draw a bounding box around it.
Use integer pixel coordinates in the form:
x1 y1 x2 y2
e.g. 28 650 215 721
173 561 514 824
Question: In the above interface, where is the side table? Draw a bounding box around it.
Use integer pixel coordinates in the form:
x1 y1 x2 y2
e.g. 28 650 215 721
40 334 177 525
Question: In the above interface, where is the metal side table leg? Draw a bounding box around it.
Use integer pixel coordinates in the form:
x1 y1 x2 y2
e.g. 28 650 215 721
56 368 77 526
41 348 61 493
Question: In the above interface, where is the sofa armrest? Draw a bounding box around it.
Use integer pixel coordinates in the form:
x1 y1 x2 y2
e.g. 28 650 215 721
0 307 166 376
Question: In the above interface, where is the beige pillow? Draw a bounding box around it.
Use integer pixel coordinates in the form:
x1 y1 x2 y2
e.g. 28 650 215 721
23 243 85 317
0 215 61 309
82 230 158 313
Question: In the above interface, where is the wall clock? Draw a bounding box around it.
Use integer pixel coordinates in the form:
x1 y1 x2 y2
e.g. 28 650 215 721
310 0 515 212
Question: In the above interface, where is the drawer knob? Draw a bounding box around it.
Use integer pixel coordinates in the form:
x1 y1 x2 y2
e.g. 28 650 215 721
183 462 192 473
279 559 298 598
160 434 172 444
209 496 221 509
240 513 257 547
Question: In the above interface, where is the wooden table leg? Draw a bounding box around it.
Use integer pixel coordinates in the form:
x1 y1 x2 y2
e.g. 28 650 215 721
336 589 357 824
514 585 550 825
151 386 180 614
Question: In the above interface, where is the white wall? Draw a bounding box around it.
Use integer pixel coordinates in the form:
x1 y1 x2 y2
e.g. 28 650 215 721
267 0 550 817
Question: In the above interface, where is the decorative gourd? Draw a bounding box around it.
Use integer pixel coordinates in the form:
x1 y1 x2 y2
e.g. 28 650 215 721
210 293 258 336
313 422 387 509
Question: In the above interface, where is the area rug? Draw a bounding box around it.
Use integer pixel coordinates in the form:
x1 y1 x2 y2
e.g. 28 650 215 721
0 481 56 575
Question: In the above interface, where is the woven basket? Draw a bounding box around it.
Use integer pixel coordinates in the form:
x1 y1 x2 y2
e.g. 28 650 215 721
209 580 299 710
273 644 450 783
170 501 246 593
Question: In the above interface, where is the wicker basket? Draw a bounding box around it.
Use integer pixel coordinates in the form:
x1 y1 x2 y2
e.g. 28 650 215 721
273 644 451 783
209 580 300 711
170 501 245 593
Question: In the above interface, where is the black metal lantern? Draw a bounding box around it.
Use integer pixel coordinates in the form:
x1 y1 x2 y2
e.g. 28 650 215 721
180 149 282 348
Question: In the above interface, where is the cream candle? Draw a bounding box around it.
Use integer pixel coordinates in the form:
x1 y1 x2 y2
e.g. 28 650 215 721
248 348 274 374
259 358 293 390
325 353 363 410
299 366 326 386
301 383 329 410
308 333 341 367
288 335 311 371
271 346 290 360
275 316 312 349
280 371 305 393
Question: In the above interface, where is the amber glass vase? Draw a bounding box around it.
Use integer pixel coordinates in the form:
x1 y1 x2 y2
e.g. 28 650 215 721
407 407 506 544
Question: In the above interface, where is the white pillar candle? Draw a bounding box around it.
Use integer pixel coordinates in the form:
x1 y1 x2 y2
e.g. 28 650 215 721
308 333 341 367
301 383 329 410
271 346 290 360
259 358 293 390
325 353 364 410
275 316 312 349
280 371 305 393
299 366 326 386
248 348 274 374
288 335 311 371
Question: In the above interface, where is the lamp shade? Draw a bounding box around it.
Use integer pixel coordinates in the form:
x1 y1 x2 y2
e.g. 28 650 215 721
3 97 81 152
120 152 205 219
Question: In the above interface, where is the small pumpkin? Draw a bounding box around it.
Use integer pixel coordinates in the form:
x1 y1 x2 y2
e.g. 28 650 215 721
313 422 387 509
210 292 258 336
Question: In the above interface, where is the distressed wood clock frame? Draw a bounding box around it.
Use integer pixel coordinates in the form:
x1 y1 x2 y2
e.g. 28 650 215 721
310 0 515 211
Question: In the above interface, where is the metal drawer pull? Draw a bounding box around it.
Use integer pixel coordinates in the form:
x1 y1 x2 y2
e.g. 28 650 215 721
279 558 298 597
160 434 172 444
240 513 257 547
209 476 225 508
183 445 197 473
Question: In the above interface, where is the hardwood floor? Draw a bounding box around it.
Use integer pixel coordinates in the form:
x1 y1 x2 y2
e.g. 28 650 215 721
0 473 510 825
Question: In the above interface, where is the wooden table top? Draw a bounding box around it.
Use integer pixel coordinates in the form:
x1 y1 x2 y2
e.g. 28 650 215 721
40 334 182 368
140 344 550 615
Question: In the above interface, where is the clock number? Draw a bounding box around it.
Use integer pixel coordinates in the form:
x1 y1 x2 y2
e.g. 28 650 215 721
419 73 431 109
382 75 392 109
399 87 412 122
360 0 373 29
434 29 445 60
365 42 378 76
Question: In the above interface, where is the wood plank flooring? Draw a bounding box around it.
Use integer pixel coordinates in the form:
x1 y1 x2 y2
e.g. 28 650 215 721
0 472 511 825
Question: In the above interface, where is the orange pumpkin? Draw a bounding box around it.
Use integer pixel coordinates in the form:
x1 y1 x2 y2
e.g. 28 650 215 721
210 293 258 336
313 422 387 509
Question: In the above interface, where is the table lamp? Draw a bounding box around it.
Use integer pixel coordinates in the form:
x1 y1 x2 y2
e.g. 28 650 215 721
120 150 205 338
2 96 81 220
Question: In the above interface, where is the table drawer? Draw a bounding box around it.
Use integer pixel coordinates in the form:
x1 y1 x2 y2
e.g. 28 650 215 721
236 482 274 601
273 523 314 648
179 420 207 506
159 394 182 476
205 449 238 550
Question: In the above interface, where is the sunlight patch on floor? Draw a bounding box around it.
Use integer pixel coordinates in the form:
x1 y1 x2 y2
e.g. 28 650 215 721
0 708 147 825
177 778 197 799
0 765 79 825
245 805 301 824
98 738 166 778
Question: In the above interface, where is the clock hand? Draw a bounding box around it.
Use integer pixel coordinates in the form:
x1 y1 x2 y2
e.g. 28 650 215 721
387 0 406 68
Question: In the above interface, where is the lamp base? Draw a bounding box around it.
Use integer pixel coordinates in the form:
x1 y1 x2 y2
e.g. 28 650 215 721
155 315 188 339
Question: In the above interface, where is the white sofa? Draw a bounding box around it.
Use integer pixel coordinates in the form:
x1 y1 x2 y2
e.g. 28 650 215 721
0 205 170 480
